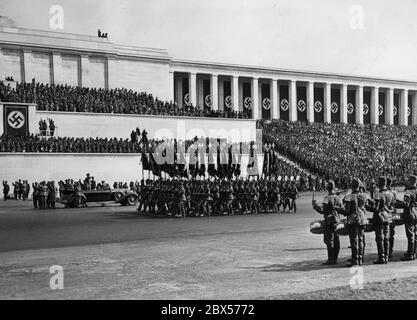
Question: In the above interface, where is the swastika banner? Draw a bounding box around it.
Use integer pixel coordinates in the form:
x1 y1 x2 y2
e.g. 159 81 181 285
3 105 29 137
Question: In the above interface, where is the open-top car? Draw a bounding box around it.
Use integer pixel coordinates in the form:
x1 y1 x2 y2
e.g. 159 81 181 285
59 188 138 208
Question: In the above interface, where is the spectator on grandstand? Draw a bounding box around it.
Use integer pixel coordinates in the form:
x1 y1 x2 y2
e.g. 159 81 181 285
38 119 47 136
262 120 417 188
0 81 252 119
48 118 56 137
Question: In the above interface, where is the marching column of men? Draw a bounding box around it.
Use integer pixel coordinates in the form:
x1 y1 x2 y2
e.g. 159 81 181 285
136 178 299 217
314 174 417 267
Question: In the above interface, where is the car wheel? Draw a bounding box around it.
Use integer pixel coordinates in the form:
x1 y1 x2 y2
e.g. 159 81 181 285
114 192 123 201
127 195 138 206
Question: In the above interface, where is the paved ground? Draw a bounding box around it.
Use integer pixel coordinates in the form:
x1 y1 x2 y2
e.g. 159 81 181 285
0 194 416 300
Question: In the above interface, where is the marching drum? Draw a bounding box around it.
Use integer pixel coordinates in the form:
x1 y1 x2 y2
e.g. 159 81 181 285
310 220 325 235
392 212 404 226
364 219 375 233
335 221 349 236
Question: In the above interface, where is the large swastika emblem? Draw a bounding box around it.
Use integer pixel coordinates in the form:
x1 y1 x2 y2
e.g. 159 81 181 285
263 98 271 110
297 100 306 112
244 97 252 109
205 95 211 107
280 99 289 111
7 111 25 129
225 96 232 108
347 103 354 115
184 93 191 106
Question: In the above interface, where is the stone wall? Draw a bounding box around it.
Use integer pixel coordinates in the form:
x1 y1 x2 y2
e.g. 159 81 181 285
0 153 264 185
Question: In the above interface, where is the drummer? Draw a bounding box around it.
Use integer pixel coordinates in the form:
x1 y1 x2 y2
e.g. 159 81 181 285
312 180 343 265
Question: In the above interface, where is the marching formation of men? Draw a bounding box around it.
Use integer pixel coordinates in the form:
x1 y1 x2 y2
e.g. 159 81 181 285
313 174 417 267
136 177 299 217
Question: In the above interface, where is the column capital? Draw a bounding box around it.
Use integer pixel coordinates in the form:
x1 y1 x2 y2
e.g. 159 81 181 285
252 77 259 81
211 73 219 78
22 49 32 54
357 84 364 89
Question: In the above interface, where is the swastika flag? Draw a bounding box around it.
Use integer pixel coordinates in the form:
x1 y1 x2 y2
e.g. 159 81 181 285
4 105 29 137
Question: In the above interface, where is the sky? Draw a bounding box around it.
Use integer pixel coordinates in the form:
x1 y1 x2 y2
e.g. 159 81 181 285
1 0 417 81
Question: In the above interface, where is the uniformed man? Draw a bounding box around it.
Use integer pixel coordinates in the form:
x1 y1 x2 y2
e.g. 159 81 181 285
40 182 49 209
224 181 234 216
2 180 9 201
48 181 56 209
288 180 299 213
370 176 394 264
401 174 417 261
343 178 368 267
313 180 342 265
248 181 259 215
32 182 40 208
270 182 281 214
176 181 187 218
387 177 397 259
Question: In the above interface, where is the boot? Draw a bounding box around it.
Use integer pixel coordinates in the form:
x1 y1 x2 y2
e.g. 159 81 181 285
373 258 385 264
401 254 415 261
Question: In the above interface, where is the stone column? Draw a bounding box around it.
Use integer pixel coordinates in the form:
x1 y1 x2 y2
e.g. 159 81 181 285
271 78 279 119
80 55 90 88
22 49 32 83
340 84 348 124
386 88 394 125
251 77 259 120
289 80 297 122
400 89 409 126
307 81 314 123
239 80 243 111
106 57 117 89
211 74 218 111
413 92 417 126
168 71 175 103
355 85 364 125
51 52 62 85
370 87 379 125
189 72 197 107
232 75 239 112
324 83 331 123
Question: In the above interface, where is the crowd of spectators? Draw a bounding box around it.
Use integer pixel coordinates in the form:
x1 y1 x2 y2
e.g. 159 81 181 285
0 81 252 119
262 120 417 188
0 134 164 153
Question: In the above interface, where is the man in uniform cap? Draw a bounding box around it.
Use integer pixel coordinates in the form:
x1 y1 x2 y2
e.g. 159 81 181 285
313 180 343 265
386 177 397 259
370 176 394 264
343 178 367 267
401 174 417 261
